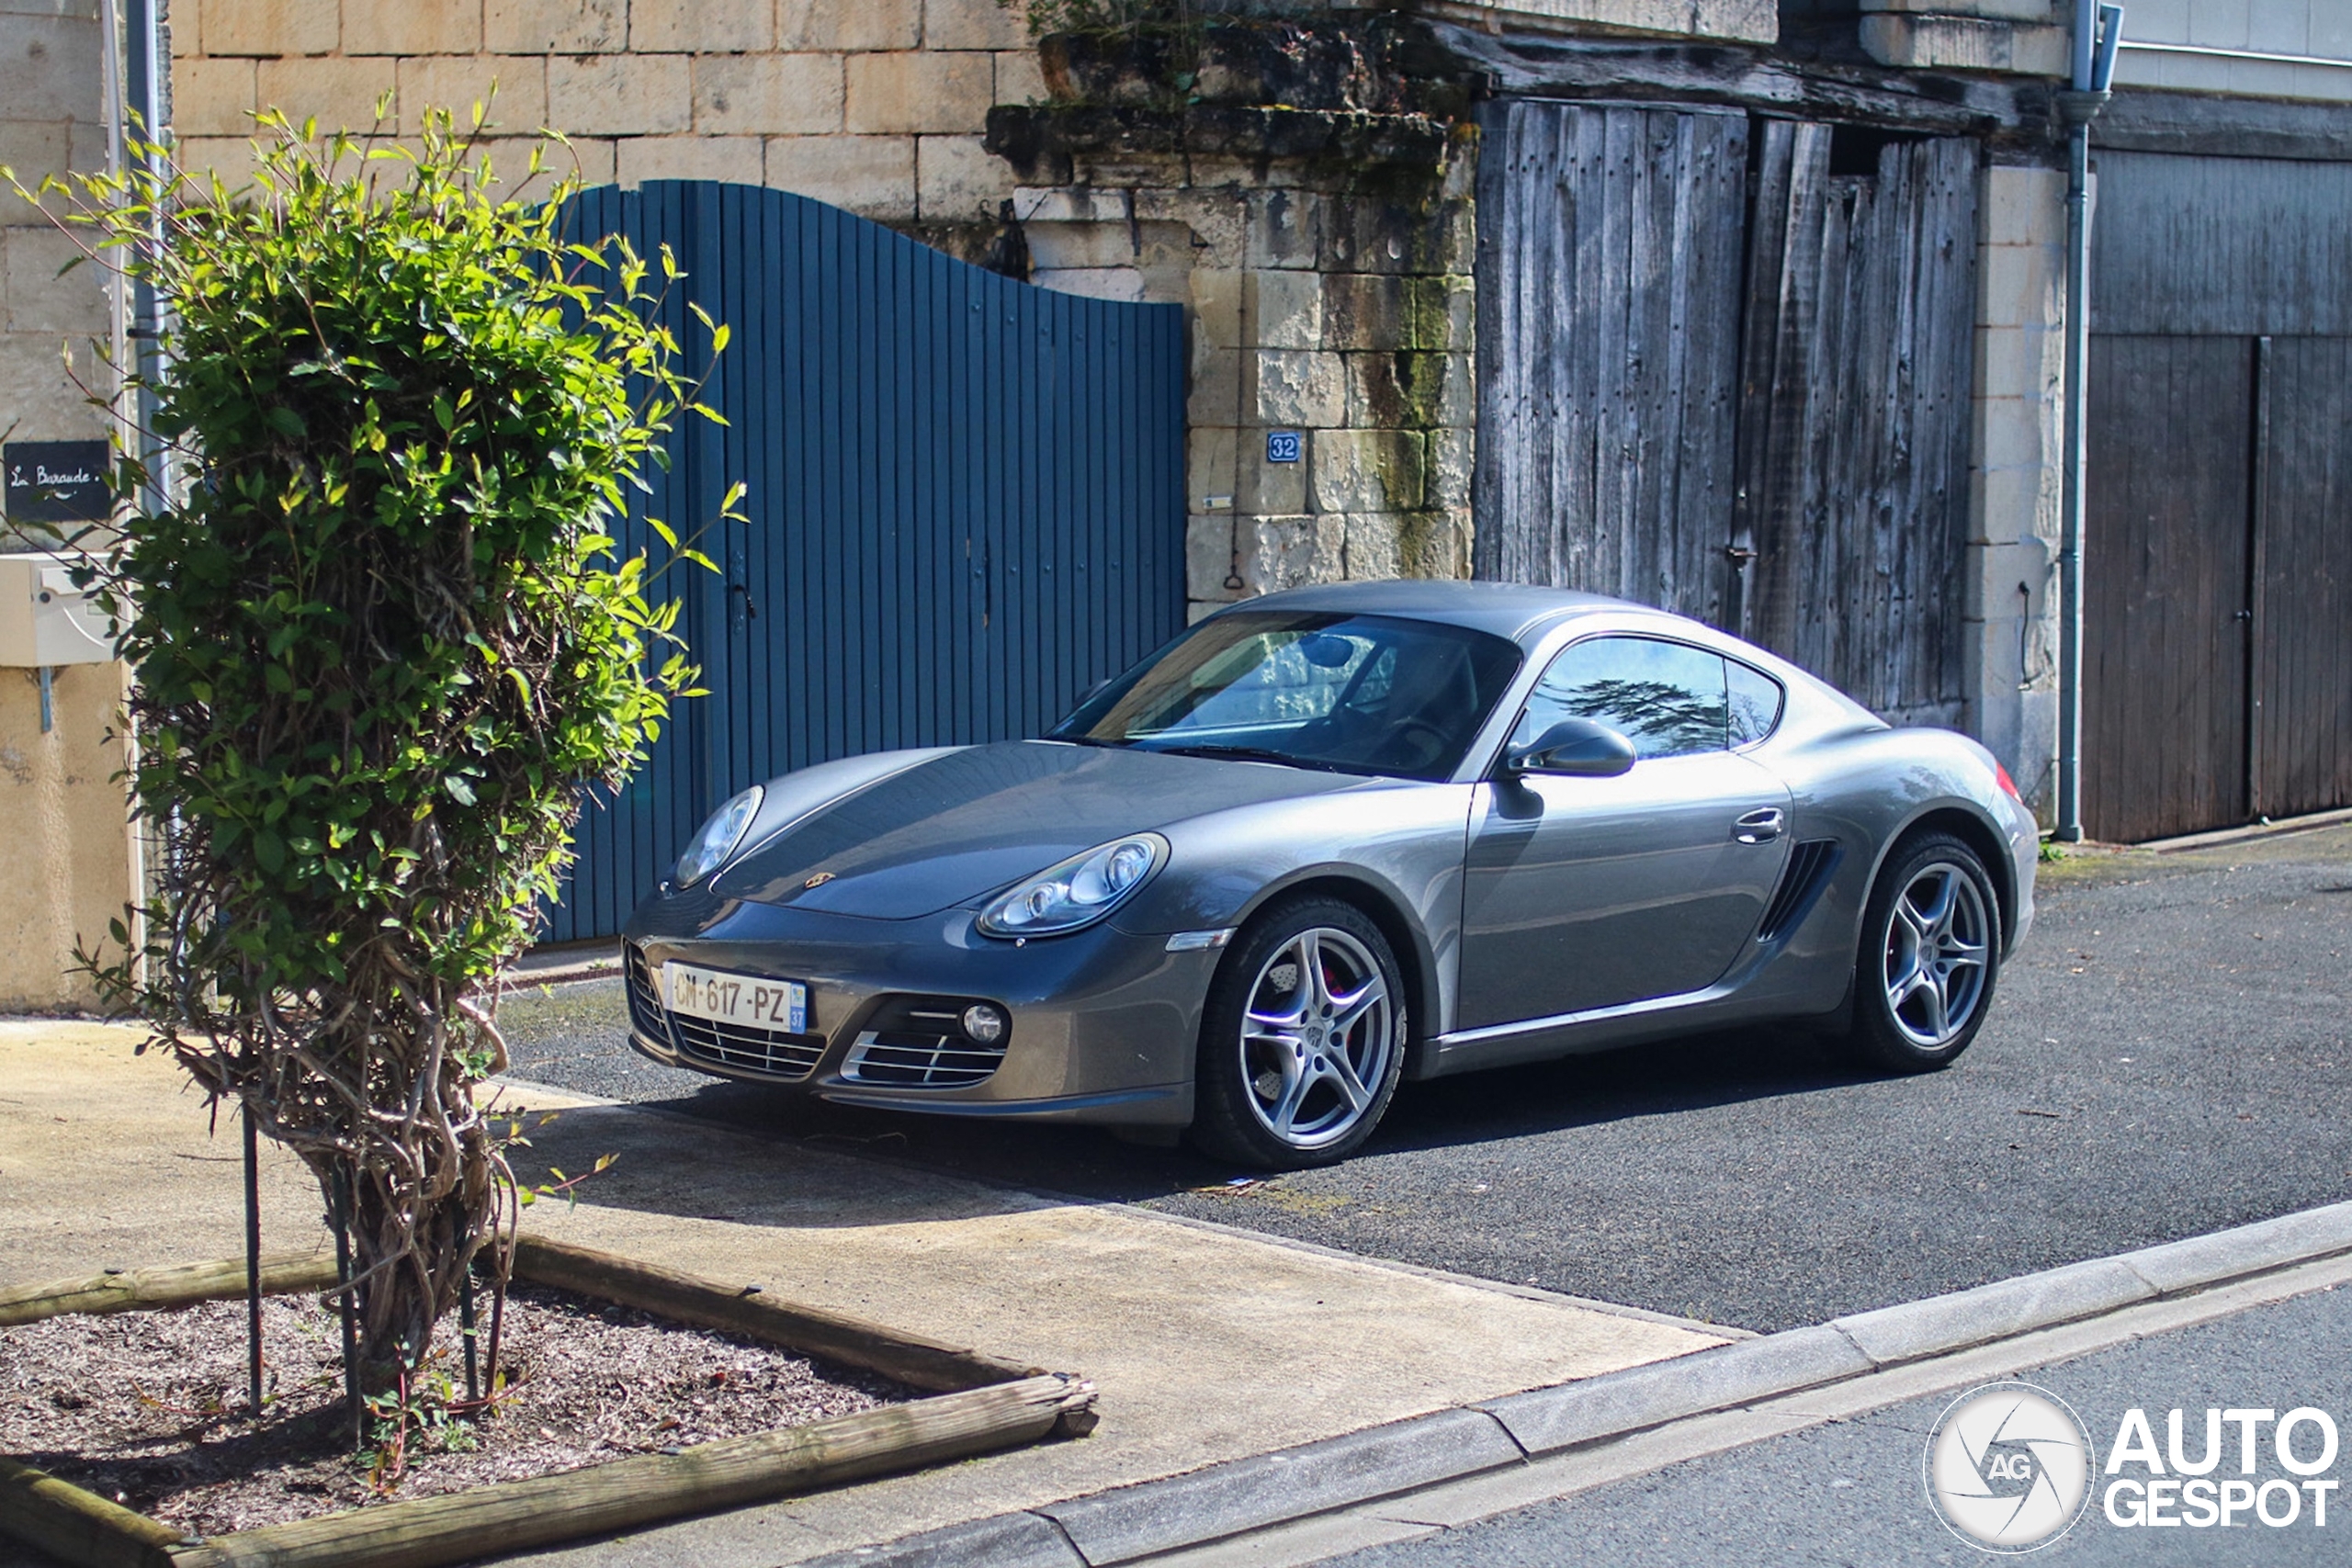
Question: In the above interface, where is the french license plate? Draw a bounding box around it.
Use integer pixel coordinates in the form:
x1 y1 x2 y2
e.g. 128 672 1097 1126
664 962 808 1033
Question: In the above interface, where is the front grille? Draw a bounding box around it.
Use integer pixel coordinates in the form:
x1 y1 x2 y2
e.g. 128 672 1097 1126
628 944 826 1081
1758 839 1842 943
841 998 1009 1089
624 945 669 1043
668 1013 829 1080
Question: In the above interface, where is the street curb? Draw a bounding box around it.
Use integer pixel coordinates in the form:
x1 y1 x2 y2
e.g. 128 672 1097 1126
1036 1409 1523 1565
1475 1324 1871 1457
1828 1256 2154 1366
793 1198 2352 1568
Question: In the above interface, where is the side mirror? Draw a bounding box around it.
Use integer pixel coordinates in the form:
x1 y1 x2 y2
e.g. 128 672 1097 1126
1506 717 1637 778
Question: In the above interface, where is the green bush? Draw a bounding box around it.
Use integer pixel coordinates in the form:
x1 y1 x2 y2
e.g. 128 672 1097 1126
12 107 734 1389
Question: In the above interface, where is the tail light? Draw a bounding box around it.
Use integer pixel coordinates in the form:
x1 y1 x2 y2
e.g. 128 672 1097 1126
1995 761 2023 803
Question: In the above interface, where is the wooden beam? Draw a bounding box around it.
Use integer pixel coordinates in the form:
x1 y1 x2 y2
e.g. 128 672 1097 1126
510 1235 1038 1393
1420 21 2051 143
168 1378 1091 1568
0 1458 186 1568
0 1256 340 1328
2095 88 2352 162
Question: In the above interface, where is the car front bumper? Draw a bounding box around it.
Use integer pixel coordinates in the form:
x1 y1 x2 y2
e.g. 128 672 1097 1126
621 886 1217 1125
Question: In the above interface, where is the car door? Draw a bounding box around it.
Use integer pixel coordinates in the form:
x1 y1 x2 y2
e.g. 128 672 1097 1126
1455 635 1793 1031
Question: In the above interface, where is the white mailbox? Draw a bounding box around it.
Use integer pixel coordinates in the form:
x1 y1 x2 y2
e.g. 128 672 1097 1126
0 552 118 666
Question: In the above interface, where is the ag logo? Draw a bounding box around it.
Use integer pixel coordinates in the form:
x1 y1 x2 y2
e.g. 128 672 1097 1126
1924 1382 2096 1552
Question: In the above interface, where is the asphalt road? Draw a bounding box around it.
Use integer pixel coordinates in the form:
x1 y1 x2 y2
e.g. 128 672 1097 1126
1324 1277 2352 1567
498 823 2352 1334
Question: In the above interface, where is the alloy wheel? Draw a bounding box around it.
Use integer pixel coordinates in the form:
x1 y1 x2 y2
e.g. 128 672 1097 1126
1237 926 1396 1151
1880 861 1991 1049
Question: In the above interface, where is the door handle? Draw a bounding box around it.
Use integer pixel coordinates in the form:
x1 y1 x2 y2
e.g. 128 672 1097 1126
1734 807 1784 844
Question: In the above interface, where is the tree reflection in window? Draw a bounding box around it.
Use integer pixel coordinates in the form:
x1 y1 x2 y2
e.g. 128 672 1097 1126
1514 637 1731 761
1556 677 1728 756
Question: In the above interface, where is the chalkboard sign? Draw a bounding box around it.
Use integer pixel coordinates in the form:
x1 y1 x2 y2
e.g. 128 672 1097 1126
4 440 112 524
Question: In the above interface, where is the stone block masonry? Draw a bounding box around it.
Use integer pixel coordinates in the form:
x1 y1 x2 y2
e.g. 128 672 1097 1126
0 4 140 1010
172 0 1041 225
1963 163 2067 819
1006 113 1479 622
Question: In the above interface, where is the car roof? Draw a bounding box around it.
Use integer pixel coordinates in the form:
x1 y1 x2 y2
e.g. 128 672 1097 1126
1232 580 1669 649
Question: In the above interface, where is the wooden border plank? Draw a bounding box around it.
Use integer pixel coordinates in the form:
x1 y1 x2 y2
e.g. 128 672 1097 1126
167 1377 1088 1568
0 1256 340 1328
0 1242 1093 1568
509 1235 1036 1393
0 1458 185 1568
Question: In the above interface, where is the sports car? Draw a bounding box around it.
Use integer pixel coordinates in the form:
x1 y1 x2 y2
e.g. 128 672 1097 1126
620 581 2039 1167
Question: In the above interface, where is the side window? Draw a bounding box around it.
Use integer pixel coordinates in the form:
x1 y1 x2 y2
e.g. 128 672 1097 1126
1512 637 1730 761
1727 660 1785 747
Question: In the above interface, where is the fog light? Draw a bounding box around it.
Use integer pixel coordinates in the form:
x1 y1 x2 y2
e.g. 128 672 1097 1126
961 1003 1008 1045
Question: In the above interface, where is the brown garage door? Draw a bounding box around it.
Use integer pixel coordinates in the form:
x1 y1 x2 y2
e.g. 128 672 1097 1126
2085 147 2352 840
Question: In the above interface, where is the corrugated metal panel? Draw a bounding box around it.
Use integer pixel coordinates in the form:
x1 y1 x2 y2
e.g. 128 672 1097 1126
2255 335 2352 821
543 183 1186 942
2090 151 2352 336
2083 333 2256 843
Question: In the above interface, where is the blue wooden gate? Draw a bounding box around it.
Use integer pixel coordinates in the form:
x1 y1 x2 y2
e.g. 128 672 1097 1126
543 182 1188 942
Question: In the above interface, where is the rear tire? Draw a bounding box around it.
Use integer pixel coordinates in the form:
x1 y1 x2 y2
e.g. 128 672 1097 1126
1838 831 2002 1074
1189 897 1406 1168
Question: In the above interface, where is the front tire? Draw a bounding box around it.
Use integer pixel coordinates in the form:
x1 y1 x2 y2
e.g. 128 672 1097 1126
1189 897 1407 1168
1839 831 2002 1074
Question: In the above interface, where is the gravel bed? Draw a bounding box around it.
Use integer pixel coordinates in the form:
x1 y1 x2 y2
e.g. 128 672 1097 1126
0 1285 910 1536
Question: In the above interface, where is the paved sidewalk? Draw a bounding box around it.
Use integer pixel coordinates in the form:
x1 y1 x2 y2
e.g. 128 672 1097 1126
0 1021 1720 1567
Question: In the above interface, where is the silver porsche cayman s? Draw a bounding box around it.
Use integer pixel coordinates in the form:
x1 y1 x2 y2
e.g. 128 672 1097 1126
621 581 2039 1168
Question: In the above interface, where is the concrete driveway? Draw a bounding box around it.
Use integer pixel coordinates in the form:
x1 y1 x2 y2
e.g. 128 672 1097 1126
495 821 2352 1335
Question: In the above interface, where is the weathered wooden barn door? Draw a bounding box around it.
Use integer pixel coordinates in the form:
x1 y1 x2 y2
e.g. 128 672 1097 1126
1472 101 1751 624
1734 125 1980 727
2085 149 2352 839
542 182 1187 941
1475 103 1981 728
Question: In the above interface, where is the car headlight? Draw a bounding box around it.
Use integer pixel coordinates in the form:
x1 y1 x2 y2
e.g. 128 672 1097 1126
674 785 763 888
978 834 1166 939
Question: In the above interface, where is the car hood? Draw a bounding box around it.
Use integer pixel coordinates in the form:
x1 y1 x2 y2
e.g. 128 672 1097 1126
708 740 1363 919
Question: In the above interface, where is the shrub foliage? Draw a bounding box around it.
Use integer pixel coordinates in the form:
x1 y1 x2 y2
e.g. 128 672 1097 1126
17 110 732 1388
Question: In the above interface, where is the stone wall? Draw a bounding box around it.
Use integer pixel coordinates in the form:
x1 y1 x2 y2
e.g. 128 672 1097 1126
999 98 1478 622
1419 0 1775 43
0 663 138 1012
3 0 111 455
171 0 1048 224
1964 163 2066 813
1 1 138 1011
1860 0 2070 76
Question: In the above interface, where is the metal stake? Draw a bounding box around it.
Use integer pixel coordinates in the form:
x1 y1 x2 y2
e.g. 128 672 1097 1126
37 667 53 733
243 1105 264 1417
330 1166 363 1445
458 1263 481 1404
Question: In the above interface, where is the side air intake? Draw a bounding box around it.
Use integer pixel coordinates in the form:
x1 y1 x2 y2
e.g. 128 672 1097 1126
1758 840 1842 943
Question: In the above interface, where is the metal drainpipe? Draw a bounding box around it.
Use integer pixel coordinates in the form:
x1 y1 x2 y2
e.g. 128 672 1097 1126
122 0 165 520
2052 2 2119 843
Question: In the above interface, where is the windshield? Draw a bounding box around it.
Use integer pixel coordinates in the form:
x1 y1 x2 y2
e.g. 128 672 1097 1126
1052 611 1522 781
